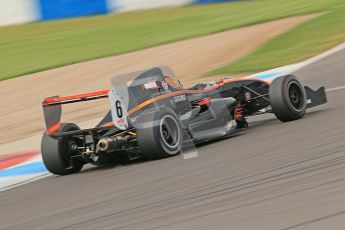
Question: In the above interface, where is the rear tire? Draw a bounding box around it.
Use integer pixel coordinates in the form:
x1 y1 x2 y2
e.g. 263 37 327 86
41 123 84 175
136 107 183 160
269 75 307 122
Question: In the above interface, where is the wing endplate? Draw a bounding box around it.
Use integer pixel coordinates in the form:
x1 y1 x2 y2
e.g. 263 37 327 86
108 87 129 130
305 86 327 109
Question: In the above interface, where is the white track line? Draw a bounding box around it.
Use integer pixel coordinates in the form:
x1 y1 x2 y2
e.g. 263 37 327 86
0 173 50 192
326 85 345 92
300 42 345 69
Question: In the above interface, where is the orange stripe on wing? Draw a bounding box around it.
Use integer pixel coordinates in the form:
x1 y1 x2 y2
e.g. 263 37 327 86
198 97 211 106
102 122 114 127
47 122 61 134
43 90 110 106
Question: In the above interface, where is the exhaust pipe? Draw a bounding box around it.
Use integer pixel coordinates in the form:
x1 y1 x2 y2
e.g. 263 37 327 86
97 136 129 152
98 139 110 152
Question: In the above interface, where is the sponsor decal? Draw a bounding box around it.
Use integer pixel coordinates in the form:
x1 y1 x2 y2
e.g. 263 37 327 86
143 81 158 90
162 81 169 90
117 117 125 124
130 115 139 123
174 94 186 103
245 91 251 101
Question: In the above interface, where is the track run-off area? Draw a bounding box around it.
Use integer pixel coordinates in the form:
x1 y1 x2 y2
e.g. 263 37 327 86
1 43 345 229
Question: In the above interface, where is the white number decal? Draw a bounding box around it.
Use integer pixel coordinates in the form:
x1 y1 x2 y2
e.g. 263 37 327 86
109 88 128 130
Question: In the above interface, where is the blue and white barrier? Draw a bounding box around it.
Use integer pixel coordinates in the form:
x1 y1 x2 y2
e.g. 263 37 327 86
0 0 237 26
39 0 108 21
108 0 194 12
0 0 39 26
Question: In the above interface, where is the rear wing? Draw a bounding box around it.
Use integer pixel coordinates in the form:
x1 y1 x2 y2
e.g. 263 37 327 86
42 90 109 135
42 90 109 106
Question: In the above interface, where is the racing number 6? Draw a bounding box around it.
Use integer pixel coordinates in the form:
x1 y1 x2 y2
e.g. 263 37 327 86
115 100 123 118
109 88 128 130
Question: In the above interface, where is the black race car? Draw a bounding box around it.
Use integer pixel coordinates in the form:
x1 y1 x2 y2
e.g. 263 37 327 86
41 66 327 175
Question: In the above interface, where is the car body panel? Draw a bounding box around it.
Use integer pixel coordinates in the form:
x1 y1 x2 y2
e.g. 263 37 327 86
41 66 326 163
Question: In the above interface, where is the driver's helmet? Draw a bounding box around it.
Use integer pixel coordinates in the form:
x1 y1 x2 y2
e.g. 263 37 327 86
164 76 183 91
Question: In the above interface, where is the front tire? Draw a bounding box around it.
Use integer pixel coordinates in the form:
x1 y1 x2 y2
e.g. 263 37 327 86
136 107 183 160
41 123 84 175
269 75 307 122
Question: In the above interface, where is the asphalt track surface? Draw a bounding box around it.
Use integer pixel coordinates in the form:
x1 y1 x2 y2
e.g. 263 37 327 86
1 49 345 230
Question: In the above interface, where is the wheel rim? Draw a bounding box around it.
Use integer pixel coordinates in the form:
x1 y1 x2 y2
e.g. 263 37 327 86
59 138 77 168
288 82 304 110
59 126 82 169
159 114 181 150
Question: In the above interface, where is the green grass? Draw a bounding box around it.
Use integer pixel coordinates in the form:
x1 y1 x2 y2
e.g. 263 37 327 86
212 5 345 75
1 0 344 80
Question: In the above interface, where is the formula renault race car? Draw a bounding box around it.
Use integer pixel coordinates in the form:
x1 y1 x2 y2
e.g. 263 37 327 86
41 66 327 175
